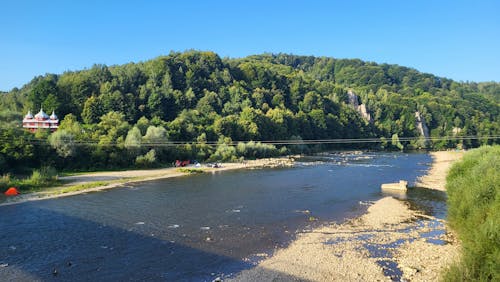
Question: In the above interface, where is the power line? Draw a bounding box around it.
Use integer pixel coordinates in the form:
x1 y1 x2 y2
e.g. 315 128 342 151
0 133 498 147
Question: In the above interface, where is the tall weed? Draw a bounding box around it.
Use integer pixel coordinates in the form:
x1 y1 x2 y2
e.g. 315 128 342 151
443 146 500 281
0 174 11 190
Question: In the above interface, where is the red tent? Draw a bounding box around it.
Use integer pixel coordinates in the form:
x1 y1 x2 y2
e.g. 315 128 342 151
4 187 20 196
175 160 190 167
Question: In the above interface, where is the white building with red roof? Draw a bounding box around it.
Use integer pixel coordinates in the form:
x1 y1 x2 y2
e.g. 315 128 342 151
22 108 59 132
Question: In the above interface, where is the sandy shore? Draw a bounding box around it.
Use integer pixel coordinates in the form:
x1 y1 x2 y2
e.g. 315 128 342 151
0 157 294 206
229 151 464 282
416 151 464 191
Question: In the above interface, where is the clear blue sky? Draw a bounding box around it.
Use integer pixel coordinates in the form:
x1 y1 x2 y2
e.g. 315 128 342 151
1 0 499 91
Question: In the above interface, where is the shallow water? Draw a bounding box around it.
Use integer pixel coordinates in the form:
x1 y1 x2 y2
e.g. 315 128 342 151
0 152 432 281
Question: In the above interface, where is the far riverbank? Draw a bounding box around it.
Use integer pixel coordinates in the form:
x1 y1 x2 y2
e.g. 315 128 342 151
0 157 294 206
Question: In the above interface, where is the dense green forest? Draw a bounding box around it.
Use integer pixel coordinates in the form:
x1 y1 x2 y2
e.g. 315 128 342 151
1 51 499 172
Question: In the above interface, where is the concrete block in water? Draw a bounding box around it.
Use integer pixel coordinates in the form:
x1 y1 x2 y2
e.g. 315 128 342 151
381 180 408 192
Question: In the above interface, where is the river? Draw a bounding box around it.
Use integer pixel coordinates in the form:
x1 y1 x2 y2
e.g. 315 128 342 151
0 152 433 281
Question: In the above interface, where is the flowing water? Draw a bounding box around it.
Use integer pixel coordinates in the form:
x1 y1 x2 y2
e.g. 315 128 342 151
0 152 434 281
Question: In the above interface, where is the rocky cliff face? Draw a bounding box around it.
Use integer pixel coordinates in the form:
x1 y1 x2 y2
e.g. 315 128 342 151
415 111 430 147
347 90 372 122
452 127 462 136
347 90 360 108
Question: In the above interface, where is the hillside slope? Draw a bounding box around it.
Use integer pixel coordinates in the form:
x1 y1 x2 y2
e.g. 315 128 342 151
0 51 498 170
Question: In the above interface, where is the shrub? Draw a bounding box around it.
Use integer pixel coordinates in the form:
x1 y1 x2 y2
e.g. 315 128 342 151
42 166 58 180
391 133 404 150
236 141 279 159
177 168 204 174
135 149 157 167
208 144 237 162
0 174 11 190
443 145 500 281
287 135 309 154
27 166 58 186
48 130 76 158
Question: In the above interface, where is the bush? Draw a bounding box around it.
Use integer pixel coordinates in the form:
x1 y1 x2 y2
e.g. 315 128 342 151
177 168 204 174
29 170 44 186
27 166 58 186
48 130 76 158
208 144 237 162
209 141 282 162
443 146 500 281
0 174 11 190
236 141 279 159
391 133 404 150
287 135 309 154
41 166 58 180
135 149 157 167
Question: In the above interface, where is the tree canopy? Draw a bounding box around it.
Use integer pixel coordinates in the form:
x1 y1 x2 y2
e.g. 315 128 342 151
1 51 498 172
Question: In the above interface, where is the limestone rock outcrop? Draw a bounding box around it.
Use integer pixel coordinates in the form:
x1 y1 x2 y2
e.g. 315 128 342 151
415 111 430 147
347 90 372 122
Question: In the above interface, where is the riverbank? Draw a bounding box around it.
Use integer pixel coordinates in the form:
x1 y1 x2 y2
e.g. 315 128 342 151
416 150 464 191
0 157 294 206
229 151 463 281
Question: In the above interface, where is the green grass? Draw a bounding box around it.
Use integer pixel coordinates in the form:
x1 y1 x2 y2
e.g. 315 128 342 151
0 167 61 193
177 168 204 174
443 145 499 281
54 181 114 195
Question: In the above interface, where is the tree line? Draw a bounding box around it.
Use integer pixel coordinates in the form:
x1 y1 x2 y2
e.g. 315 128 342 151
0 51 499 172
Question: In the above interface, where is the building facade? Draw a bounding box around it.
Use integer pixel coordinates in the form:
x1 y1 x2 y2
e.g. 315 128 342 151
22 109 59 132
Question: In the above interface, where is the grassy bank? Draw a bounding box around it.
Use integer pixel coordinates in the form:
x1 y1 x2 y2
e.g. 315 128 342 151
444 146 499 281
0 167 60 193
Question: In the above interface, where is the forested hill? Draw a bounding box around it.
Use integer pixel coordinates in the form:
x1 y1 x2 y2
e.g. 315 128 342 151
1 51 499 171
